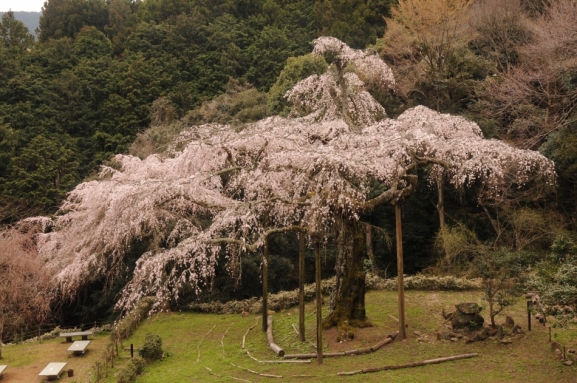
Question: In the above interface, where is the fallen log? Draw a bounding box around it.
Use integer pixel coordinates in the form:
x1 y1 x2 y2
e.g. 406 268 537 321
269 343 285 357
358 347 372 355
284 351 346 359
370 338 392 352
337 353 478 376
246 350 310 364
266 315 285 357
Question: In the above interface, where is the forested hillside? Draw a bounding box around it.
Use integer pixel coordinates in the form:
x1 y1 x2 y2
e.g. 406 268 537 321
0 0 576 338
0 0 393 221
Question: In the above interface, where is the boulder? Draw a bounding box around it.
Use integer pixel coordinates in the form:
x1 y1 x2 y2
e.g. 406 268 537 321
456 303 482 314
451 303 484 330
496 325 504 340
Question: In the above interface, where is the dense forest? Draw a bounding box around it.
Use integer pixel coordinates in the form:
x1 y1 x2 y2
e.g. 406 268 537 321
1 0 576 340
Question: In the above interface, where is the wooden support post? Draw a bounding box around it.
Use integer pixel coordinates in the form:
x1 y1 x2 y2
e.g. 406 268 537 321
527 299 532 332
263 238 269 332
299 232 306 342
314 237 323 364
130 343 134 358
395 203 407 340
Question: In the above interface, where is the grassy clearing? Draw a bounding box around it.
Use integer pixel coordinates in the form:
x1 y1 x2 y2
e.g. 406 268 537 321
0 334 110 383
100 290 575 383
0 290 574 383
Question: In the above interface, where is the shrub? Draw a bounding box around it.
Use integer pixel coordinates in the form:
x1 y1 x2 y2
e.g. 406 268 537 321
139 333 163 361
186 274 481 314
115 297 156 342
116 357 145 383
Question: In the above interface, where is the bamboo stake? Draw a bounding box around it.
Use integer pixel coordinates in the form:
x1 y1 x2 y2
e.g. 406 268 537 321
337 353 478 376
242 323 256 349
196 323 216 362
230 362 282 378
221 323 233 357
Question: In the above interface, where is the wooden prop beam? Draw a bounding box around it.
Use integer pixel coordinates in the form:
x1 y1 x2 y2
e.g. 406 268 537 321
337 353 478 376
395 203 407 340
299 233 306 342
314 238 323 364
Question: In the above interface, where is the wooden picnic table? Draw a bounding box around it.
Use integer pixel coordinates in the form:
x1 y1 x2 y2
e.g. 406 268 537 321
67 340 91 355
0 365 7 377
59 330 93 342
39 362 67 380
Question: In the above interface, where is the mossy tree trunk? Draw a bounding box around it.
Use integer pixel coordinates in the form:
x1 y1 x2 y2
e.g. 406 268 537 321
323 221 368 341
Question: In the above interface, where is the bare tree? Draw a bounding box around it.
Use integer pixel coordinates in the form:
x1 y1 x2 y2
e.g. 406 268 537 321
0 226 52 358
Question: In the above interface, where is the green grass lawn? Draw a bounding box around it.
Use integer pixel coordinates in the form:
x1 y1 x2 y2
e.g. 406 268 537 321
98 290 576 383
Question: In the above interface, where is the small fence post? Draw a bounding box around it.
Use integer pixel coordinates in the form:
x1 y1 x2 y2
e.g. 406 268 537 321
131 343 134 358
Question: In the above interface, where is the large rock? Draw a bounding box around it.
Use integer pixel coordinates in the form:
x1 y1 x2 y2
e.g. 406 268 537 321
452 303 484 330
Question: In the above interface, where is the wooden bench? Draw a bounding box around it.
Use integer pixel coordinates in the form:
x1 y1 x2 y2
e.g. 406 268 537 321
67 340 91 356
39 362 67 380
0 365 7 378
59 330 93 342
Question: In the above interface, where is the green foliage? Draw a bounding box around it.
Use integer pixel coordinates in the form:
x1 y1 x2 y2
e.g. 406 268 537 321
0 11 35 53
116 356 146 383
549 234 577 263
73 26 113 60
5 134 79 210
183 79 269 127
267 54 328 115
525 235 577 324
38 0 109 42
473 250 526 326
115 297 157 341
139 333 163 361
434 224 482 274
378 274 481 291
314 0 394 48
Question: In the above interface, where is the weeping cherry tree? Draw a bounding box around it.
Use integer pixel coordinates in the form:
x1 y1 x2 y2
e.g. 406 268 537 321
24 37 554 340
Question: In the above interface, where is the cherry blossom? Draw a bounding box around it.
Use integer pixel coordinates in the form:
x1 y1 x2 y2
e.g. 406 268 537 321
23 38 554 314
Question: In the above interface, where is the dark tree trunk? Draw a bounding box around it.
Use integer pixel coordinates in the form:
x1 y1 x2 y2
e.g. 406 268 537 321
323 221 368 341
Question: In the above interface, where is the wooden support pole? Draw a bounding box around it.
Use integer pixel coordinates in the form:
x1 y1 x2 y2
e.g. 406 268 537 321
299 233 306 342
314 238 323 364
395 203 407 340
527 299 532 332
262 239 269 332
